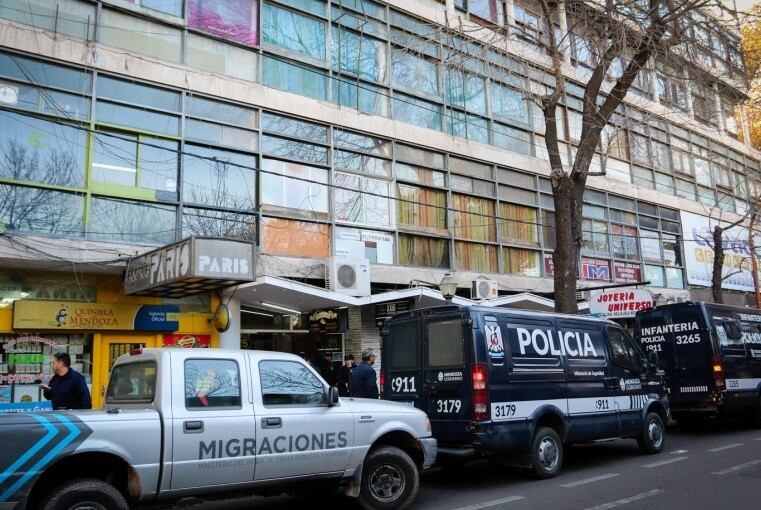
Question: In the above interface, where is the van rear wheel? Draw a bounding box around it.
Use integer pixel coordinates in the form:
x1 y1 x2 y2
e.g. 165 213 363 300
529 427 563 479
638 412 665 454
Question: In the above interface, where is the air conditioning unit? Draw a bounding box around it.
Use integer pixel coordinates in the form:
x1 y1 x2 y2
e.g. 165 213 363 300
471 279 498 300
328 257 371 297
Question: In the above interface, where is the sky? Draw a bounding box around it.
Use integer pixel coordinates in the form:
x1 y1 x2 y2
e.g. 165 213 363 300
736 0 758 12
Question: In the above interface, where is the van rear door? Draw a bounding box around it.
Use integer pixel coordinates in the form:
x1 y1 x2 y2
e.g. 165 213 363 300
421 314 471 442
669 306 714 395
382 317 423 408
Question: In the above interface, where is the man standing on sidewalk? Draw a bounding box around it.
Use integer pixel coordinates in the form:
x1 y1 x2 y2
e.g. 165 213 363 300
41 352 92 410
350 350 379 399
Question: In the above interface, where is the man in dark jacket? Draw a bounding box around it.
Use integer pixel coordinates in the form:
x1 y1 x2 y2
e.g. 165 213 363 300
350 350 379 399
316 351 337 387
336 354 355 397
41 352 91 410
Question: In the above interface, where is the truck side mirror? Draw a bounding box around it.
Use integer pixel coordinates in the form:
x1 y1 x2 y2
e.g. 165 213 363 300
328 386 340 407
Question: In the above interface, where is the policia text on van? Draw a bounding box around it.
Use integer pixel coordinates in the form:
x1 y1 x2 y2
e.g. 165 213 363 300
635 302 761 426
381 306 669 478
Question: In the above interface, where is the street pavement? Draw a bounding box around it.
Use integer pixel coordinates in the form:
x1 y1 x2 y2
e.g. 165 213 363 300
148 420 761 510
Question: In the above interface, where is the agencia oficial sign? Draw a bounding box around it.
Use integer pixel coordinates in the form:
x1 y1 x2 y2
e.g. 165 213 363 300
680 211 755 292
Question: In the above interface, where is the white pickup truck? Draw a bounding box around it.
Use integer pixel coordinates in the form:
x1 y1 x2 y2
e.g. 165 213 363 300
0 348 436 510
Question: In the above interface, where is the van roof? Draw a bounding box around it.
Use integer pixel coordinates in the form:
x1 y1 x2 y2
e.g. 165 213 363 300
387 305 619 326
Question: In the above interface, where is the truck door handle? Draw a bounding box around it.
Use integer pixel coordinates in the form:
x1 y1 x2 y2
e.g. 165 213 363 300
262 417 282 429
183 420 204 433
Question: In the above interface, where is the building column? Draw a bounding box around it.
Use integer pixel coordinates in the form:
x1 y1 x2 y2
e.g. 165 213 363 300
219 295 241 350
740 105 753 148
557 1 571 65
713 84 726 137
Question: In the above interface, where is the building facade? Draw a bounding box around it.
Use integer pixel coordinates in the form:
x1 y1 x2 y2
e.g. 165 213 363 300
0 0 758 406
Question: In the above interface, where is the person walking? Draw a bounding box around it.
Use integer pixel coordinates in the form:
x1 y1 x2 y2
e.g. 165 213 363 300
41 352 92 410
336 354 355 397
316 351 337 387
350 350 379 399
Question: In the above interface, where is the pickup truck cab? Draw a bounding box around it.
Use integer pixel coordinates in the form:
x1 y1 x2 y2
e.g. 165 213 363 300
0 348 436 510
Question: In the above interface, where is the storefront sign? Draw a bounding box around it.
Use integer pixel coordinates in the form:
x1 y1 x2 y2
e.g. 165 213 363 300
590 289 654 319
124 237 255 297
681 211 756 292
543 254 555 277
309 309 348 334
13 301 179 331
375 300 412 327
335 228 394 264
581 258 611 281
163 334 211 348
614 263 643 283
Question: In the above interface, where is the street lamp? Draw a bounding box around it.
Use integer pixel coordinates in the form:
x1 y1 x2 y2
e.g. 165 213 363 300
439 272 458 302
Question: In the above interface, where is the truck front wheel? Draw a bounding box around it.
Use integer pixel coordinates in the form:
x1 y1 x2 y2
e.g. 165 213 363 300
359 446 419 510
42 478 129 510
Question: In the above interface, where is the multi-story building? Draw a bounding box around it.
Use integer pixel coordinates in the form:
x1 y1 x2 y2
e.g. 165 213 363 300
0 0 757 408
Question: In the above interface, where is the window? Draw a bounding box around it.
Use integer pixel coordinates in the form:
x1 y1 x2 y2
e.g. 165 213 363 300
107 361 157 403
640 230 662 263
665 267 684 289
261 217 329 257
0 52 91 93
610 224 639 260
492 124 532 156
607 327 642 371
446 69 486 115
452 194 495 241
100 9 182 63
0 184 83 235
261 159 328 213
184 359 241 409
393 94 442 131
455 241 498 272
630 133 650 167
335 151 391 178
333 80 389 116
492 83 529 124
428 320 464 367
398 234 449 268
183 145 256 210
332 27 387 83
507 319 561 368
95 102 180 136
263 3 325 60
88 197 176 244
397 184 446 230
98 76 180 112
186 34 258 82
469 0 504 24
262 113 327 143
500 204 538 244
182 207 256 241
582 219 609 253
0 0 95 40
504 247 541 277
334 227 394 264
187 96 257 128
644 265 665 287
391 50 439 97
662 234 681 266
334 173 391 226
259 360 327 406
395 163 445 186
386 321 419 370
0 111 85 188
140 0 183 16
262 56 328 101
188 0 259 46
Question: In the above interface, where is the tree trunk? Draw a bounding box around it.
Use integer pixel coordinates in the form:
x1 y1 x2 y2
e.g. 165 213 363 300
712 225 724 304
552 174 583 313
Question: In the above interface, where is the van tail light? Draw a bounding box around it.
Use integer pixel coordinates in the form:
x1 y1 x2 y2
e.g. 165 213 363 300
712 355 725 390
129 348 143 356
379 371 385 398
471 363 490 421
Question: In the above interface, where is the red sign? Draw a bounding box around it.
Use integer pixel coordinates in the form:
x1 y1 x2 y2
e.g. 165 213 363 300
581 258 611 281
590 289 654 318
162 334 211 348
543 254 555 276
614 263 643 283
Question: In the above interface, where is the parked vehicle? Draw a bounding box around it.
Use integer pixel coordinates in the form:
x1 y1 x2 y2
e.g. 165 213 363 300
0 348 436 510
635 302 761 426
380 305 668 479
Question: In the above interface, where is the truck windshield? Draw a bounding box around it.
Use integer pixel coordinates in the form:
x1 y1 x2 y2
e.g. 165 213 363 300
106 361 157 404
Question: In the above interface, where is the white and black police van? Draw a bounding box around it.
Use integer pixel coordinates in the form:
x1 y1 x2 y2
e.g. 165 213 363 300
635 302 761 426
380 305 668 478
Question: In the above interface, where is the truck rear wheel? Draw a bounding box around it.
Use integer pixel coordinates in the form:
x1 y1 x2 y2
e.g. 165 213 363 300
359 446 419 510
529 427 563 479
638 411 665 454
41 478 128 510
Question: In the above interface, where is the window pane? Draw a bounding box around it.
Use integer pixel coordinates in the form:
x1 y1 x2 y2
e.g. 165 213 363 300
138 137 178 196
398 234 449 268
88 197 176 244
447 111 489 143
0 184 82 234
262 56 327 101
0 111 85 188
469 0 504 23
106 361 156 403
334 227 394 264
334 172 390 226
666 267 684 289
182 207 256 241
492 83 528 124
386 321 419 370
452 194 495 241
499 203 538 244
333 80 389 116
0 52 91 93
141 0 183 16
186 119 258 152
610 224 639 260
493 123 532 155
186 34 258 82
455 241 498 272
645 265 665 287
263 3 325 60
188 0 259 46
395 163 445 186
0 0 95 40
95 101 179 135
393 94 441 130
332 27 387 82
504 247 541 276
185 359 241 408
392 50 439 96
186 96 257 127
261 159 328 212
91 132 137 187
261 217 329 257
259 360 326 406
183 145 256 210
334 129 391 157
428 320 464 367
97 76 180 112
261 135 328 164
262 113 327 143
397 184 446 229
446 70 486 114
100 9 181 62
334 150 391 177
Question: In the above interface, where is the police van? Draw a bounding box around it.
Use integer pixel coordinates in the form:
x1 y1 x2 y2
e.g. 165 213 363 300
380 305 668 478
635 302 761 426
